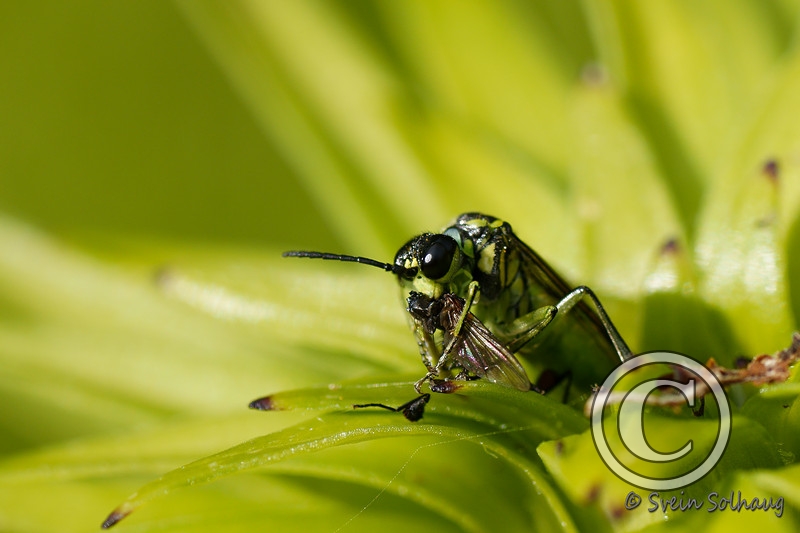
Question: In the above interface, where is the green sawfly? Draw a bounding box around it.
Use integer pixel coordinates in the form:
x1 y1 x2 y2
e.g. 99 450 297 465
278 212 632 421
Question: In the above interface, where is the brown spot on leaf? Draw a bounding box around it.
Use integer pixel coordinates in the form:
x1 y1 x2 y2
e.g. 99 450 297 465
585 483 602 503
755 214 776 228
581 62 608 86
660 237 680 255
101 509 130 529
248 396 278 410
152 266 174 287
762 159 780 181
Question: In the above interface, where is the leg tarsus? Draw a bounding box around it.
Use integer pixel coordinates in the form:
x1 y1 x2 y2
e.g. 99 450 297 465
414 372 435 393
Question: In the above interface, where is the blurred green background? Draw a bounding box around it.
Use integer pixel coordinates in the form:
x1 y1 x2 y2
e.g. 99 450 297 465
0 1 336 249
2 1 800 532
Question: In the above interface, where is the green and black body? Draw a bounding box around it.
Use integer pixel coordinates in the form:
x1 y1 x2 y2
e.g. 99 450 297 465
284 212 632 408
390 212 631 393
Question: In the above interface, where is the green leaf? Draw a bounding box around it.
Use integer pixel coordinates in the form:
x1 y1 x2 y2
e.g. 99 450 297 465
99 380 586 530
2 1 800 531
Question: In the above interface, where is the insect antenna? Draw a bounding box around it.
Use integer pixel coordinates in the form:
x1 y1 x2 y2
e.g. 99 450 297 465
283 251 403 274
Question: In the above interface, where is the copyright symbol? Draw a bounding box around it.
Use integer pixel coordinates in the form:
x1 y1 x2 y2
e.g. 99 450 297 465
590 351 731 490
625 491 642 510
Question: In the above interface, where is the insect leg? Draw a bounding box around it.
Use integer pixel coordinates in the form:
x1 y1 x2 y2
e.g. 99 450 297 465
353 394 431 422
553 286 633 362
414 282 482 393
411 320 441 393
443 280 480 353
412 321 439 374
504 305 558 353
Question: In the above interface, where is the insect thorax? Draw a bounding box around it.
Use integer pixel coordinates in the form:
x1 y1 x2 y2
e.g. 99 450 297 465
449 213 531 325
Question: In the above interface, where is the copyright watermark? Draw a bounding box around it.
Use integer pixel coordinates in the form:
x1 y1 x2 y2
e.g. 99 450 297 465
623 490 784 518
590 352 732 491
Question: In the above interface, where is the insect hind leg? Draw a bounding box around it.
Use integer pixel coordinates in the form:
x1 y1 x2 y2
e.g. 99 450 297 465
554 286 633 362
504 305 557 353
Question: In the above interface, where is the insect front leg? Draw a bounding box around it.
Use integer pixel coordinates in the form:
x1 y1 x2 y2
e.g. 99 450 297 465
441 280 480 355
415 322 439 373
411 320 440 393
413 281 481 393
419 281 481 390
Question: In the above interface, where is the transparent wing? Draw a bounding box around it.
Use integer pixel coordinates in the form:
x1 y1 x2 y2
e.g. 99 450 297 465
510 233 615 350
507 233 574 304
442 300 531 391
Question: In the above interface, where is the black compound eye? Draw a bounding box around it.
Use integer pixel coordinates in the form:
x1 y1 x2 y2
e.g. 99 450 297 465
420 235 458 280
